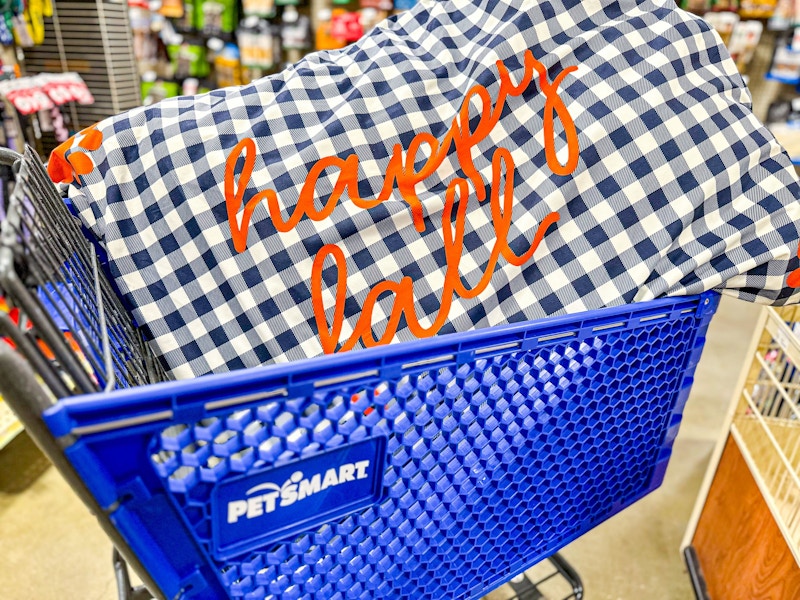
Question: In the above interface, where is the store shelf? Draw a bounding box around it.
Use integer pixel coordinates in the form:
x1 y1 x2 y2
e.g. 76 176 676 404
0 398 23 450
683 305 800 598
765 73 800 85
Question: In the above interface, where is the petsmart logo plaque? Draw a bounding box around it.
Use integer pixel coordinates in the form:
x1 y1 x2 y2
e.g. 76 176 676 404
211 437 385 559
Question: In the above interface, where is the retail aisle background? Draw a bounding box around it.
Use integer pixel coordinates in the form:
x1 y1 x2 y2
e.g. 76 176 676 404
0 296 763 600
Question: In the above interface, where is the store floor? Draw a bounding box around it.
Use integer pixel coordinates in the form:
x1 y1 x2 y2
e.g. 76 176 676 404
0 296 763 600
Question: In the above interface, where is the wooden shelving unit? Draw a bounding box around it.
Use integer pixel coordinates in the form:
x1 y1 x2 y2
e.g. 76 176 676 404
682 306 800 599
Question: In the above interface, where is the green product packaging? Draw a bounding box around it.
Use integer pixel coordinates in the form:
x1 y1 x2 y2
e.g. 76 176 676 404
195 0 238 34
141 80 155 100
168 43 210 79
142 80 181 105
163 81 181 97
178 0 195 30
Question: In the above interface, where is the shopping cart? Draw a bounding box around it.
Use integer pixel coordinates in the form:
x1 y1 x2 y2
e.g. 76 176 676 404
0 146 719 600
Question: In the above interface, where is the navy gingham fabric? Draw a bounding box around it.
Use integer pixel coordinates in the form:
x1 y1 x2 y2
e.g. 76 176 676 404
58 0 800 379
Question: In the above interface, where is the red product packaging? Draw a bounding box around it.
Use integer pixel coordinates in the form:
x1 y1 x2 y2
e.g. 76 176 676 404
330 10 363 42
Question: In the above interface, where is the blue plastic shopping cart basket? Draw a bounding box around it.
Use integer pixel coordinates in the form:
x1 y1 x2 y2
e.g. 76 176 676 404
0 148 719 600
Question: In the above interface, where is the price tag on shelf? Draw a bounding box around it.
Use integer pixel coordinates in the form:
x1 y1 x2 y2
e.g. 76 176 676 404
5 86 54 115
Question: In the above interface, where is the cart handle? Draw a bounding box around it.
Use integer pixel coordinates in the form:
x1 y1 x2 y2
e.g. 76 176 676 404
0 147 21 168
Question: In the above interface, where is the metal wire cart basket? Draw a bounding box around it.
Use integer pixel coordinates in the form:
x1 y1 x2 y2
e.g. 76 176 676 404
0 146 719 600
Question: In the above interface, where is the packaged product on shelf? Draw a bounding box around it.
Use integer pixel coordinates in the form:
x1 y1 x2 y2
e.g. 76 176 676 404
679 0 712 11
242 0 275 18
25 0 52 45
739 0 780 18
159 0 185 19
281 4 310 53
315 8 346 50
768 0 798 29
237 18 255 67
4 86 51 115
767 101 790 123
214 42 242 87
769 103 800 163
177 0 195 30
0 15 12 46
272 22 282 65
168 41 210 79
0 51 17 79
1 108 19 152
196 0 238 35
710 0 739 12
330 7 362 42
703 11 739 46
12 14 33 47
182 77 200 95
200 1 224 34
39 72 94 106
48 105 71 143
205 35 225 63
728 20 763 71
0 73 91 116
360 0 392 8
141 76 181 105
238 16 274 68
768 32 800 82
129 7 154 66
393 0 418 9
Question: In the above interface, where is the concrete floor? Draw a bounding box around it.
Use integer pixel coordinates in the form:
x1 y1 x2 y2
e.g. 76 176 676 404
0 296 763 600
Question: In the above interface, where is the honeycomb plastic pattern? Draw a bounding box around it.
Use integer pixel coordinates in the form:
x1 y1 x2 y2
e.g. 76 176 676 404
151 316 697 600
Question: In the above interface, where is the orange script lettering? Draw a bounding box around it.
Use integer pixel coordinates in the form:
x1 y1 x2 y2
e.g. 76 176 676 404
225 50 580 353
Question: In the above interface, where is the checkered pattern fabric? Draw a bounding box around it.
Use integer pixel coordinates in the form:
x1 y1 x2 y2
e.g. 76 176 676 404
58 0 800 379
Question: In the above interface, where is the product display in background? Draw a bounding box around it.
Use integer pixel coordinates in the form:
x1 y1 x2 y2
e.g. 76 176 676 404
0 71 94 154
767 25 800 83
0 0 93 157
131 0 258 98
131 0 420 100
238 16 275 68
768 97 800 163
0 0 54 48
242 0 274 18
0 72 93 137
680 0 798 81
681 0 800 164
769 0 800 27
740 0 781 18
769 41 800 81
700 10 767 73
727 19 763 69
